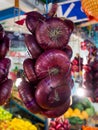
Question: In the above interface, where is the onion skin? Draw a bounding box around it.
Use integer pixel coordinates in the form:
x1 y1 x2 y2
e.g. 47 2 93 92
25 11 45 33
0 35 10 59
25 34 43 59
63 45 73 59
0 79 13 105
18 79 43 114
35 49 71 79
36 17 70 50
0 58 11 82
35 75 71 109
23 58 37 83
41 98 70 118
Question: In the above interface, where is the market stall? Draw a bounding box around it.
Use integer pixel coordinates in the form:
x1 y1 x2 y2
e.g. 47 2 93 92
1 0 98 130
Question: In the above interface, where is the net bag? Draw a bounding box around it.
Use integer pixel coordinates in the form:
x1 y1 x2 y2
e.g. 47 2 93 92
81 0 98 21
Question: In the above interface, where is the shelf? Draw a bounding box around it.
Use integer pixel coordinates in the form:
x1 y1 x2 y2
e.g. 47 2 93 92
9 98 45 124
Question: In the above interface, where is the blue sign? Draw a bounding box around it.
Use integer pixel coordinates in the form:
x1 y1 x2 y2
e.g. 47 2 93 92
0 7 25 21
57 0 88 22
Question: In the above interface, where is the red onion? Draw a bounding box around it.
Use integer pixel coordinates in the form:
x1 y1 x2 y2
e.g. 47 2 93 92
0 58 11 82
18 79 43 113
25 34 43 59
0 79 13 105
23 58 37 83
41 98 70 118
0 24 5 40
63 45 73 59
25 11 45 33
35 75 71 109
0 58 11 69
64 19 74 34
0 35 10 59
36 17 70 50
35 49 71 79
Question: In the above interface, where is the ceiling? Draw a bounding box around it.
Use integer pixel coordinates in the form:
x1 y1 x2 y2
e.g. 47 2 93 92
0 0 45 33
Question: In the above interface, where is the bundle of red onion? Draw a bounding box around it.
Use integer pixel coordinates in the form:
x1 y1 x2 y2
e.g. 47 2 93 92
18 4 74 118
83 49 98 102
0 24 13 105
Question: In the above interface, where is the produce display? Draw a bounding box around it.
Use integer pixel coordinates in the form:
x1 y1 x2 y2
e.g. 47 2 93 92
0 118 37 130
0 107 12 120
0 107 38 130
71 54 83 72
49 117 70 130
18 4 74 118
81 0 98 21
64 96 95 125
82 45 98 102
0 24 13 105
82 125 98 130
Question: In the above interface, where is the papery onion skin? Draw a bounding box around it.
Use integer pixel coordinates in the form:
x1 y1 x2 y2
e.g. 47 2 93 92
25 34 43 59
25 11 45 33
0 35 10 59
23 58 37 83
0 79 13 105
0 58 11 82
36 17 71 50
18 79 43 113
35 75 71 109
35 49 71 79
41 98 70 118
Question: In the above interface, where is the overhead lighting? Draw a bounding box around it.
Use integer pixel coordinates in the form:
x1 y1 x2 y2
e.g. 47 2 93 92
15 78 22 87
76 87 85 97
